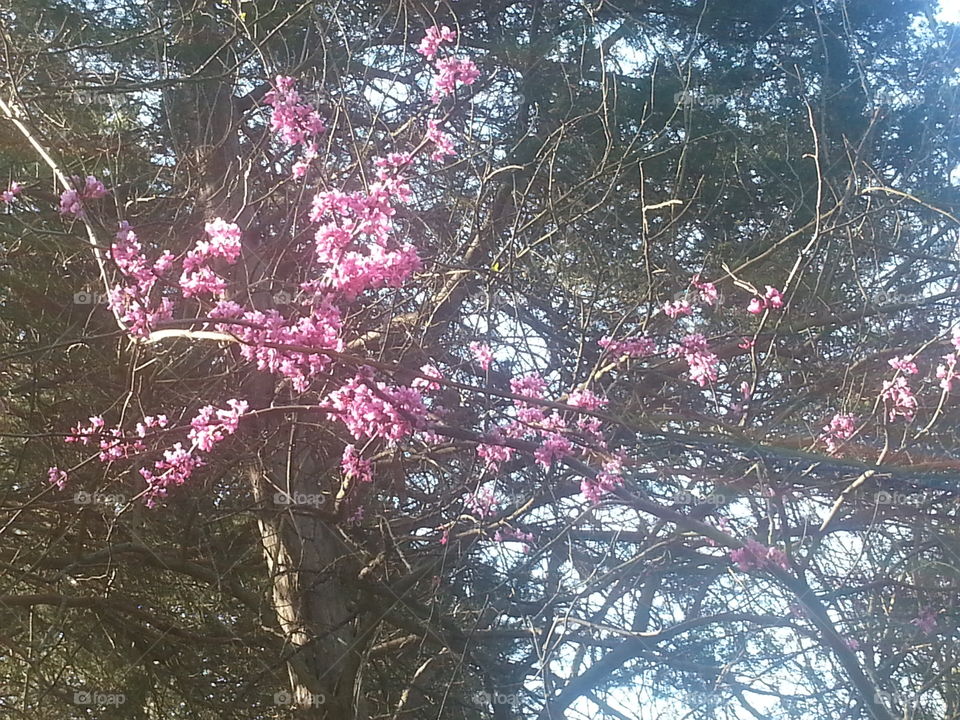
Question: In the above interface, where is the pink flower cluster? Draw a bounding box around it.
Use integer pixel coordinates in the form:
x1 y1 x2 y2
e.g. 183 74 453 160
432 57 480 101
670 333 719 387
55 404 245 506
599 335 656 359
426 118 457 162
59 175 108 218
466 484 498 519
937 352 959 392
47 467 68 490
417 26 479 102
888 355 918 375
417 25 457 60
493 527 535 552
179 218 243 297
264 75 325 147
729 539 789 571
580 456 624 504
881 376 917 422
691 274 718 306
53 72 495 508
309 163 420 299
820 413 857 453
187 399 248 451
108 223 175 337
228 304 343 393
2 181 21 204
477 434 515 471
747 286 784 314
469 342 494 371
566 388 607 411
322 371 428 444
139 401 245 504
937 328 960 391
472 369 625 500
663 299 693 318
411 364 443 392
341 444 373 484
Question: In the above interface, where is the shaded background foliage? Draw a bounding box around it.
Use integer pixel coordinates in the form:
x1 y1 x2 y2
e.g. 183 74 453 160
0 0 959 718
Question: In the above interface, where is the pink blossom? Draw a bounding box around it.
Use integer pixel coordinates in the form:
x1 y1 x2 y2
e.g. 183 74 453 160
534 433 572 468
729 539 789 571
231 305 342 393
842 637 860 651
426 118 456 161
322 372 428 444
411 364 443 392
820 413 857 453
417 25 456 60
580 456 624 504
203 218 243 263
179 219 243 298
47 466 68 490
209 300 244 319
308 175 421 299
477 437 515 471
140 442 204 505
670 333 719 387
881 376 917 422
747 286 784 314
59 176 108 218
691 275 718 306
187 399 248 452
566 388 607 411
341 444 373 483
493 527 535 552
936 353 958 392
469 342 493 371
663 299 693 318
510 373 547 400
2 181 21 204
264 76 325 147
699 283 718 306
738 337 755 350
764 286 784 308
599 335 656 359
888 355 918 375
431 57 479 101
466 485 498 519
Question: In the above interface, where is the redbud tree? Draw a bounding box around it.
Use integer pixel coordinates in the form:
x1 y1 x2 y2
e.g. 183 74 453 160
0 1 959 719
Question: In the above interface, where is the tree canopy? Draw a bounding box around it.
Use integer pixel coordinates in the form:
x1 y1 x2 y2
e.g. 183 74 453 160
0 1 959 719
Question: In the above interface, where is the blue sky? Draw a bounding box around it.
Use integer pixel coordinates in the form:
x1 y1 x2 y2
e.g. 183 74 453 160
938 0 960 21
